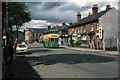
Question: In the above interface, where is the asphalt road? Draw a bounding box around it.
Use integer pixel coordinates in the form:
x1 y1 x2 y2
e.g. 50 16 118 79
19 44 118 79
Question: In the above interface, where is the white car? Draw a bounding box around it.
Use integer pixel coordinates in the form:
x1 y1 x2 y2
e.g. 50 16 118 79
16 44 28 53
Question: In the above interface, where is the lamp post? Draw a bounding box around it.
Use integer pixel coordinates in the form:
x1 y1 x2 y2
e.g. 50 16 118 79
5 2 9 45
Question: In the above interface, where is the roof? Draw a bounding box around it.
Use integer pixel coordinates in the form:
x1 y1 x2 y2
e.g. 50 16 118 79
81 32 87 35
29 28 47 33
69 8 112 28
49 29 58 31
58 25 68 31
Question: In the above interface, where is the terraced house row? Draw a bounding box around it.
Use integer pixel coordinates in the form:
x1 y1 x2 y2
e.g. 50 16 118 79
25 4 119 51
66 4 118 50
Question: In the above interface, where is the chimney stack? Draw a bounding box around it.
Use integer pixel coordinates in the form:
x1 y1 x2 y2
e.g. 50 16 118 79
77 12 81 23
56 25 59 29
62 21 65 27
69 21 72 26
106 5 111 10
48 25 51 30
92 4 98 17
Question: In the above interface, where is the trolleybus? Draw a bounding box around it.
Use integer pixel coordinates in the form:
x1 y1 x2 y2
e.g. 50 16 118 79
43 29 59 48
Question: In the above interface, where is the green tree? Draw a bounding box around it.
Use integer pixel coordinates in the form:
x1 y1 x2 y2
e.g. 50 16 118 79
7 2 31 43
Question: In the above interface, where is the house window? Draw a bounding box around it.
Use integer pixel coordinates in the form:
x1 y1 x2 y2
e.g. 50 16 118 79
70 29 71 34
36 33 38 36
78 27 80 33
83 26 86 32
91 24 94 31
74 28 76 33
72 28 74 32
96 23 99 29
66 31 68 34
80 26 81 33
33 33 34 36
40 34 41 36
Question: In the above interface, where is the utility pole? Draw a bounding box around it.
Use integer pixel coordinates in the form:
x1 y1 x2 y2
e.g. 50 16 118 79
16 26 19 43
5 2 9 45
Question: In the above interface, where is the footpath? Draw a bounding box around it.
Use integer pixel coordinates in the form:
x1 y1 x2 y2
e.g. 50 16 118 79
2 55 42 80
59 45 119 56
34 43 119 56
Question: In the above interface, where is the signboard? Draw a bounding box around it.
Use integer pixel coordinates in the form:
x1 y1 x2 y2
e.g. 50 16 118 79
72 33 77 41
50 34 58 38
99 27 103 39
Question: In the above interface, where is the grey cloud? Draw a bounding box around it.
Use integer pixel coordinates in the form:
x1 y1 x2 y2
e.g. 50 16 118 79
26 2 113 26
26 2 80 24
58 2 92 12
41 2 65 10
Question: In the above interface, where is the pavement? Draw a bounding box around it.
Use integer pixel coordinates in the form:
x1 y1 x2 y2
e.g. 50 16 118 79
59 45 120 56
32 43 119 56
2 55 42 80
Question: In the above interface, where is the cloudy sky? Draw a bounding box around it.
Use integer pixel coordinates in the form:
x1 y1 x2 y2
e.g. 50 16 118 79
17 0 119 31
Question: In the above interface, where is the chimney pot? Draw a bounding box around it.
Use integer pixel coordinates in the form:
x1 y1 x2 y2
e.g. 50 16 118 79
93 4 98 7
88 12 91 16
48 25 51 30
69 21 72 26
106 5 111 10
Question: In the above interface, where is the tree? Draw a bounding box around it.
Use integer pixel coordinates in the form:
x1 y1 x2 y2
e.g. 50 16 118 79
7 2 31 43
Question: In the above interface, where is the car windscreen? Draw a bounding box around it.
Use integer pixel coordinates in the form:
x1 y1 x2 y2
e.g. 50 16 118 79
18 45 26 48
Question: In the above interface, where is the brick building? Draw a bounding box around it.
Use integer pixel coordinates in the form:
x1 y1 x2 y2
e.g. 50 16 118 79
68 4 118 50
25 27 47 43
57 21 68 45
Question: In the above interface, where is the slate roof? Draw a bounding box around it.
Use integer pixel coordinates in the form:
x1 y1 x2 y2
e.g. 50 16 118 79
29 28 47 33
58 25 68 31
81 32 87 35
69 8 112 28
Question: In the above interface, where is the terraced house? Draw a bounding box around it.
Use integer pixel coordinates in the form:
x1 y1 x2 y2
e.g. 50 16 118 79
58 21 68 45
68 4 118 50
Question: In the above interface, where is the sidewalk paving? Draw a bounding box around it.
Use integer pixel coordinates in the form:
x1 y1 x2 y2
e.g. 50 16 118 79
2 55 42 79
59 45 119 56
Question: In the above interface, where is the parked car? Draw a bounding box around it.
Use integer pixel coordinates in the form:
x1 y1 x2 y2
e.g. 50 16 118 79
16 44 28 53
22 41 27 44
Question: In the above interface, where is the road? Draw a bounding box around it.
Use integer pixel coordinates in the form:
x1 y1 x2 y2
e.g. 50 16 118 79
17 44 118 78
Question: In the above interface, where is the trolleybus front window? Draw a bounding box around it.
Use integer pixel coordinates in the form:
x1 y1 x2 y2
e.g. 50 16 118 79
55 38 58 42
51 31 54 34
55 31 58 34
50 38 54 42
